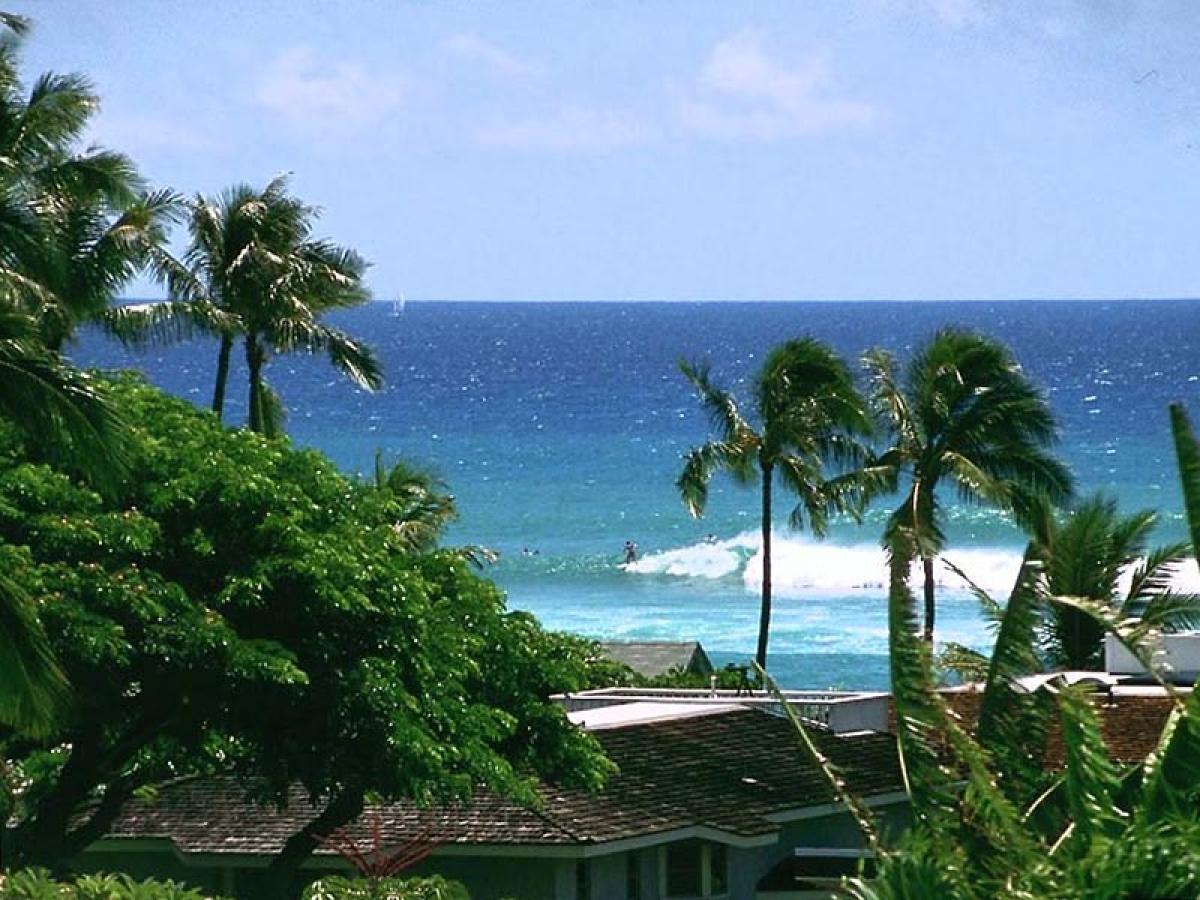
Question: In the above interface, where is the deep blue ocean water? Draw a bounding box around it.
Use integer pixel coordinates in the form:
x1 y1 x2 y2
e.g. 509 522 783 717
73 300 1200 689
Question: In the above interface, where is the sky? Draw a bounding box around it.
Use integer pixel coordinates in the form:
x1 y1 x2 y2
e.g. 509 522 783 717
12 0 1200 302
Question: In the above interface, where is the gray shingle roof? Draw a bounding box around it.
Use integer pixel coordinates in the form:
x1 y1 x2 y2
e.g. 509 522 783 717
599 641 714 678
100 707 902 855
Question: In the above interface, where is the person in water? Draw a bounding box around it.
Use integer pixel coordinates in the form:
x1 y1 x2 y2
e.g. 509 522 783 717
623 541 638 564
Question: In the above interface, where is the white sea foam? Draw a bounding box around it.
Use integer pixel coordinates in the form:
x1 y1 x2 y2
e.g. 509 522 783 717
628 533 1200 600
625 534 753 579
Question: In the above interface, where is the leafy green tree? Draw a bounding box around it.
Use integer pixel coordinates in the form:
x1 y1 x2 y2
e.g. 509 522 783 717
0 379 610 899
865 329 1073 642
126 176 382 435
1036 493 1200 670
678 338 872 671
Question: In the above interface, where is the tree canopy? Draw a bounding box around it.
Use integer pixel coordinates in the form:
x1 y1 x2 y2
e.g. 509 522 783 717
0 378 610 896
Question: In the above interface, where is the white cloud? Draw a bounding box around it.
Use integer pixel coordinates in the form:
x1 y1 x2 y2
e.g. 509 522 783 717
475 104 653 152
253 48 407 132
442 33 541 80
678 30 879 141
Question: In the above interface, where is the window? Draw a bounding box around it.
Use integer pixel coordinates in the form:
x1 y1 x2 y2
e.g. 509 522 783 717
666 842 703 897
709 843 728 896
576 860 590 900
627 851 641 900
664 841 729 898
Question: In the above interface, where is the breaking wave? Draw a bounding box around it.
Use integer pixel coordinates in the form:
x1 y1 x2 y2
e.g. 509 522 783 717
625 532 1200 600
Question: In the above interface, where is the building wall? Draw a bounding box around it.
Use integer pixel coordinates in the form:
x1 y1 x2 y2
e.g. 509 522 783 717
74 848 563 900
408 855 563 900
75 803 910 900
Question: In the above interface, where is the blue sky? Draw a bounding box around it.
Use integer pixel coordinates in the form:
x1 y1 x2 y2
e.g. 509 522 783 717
14 0 1200 302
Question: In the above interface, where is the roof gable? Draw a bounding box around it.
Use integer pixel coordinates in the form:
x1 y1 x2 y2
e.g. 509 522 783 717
97 708 903 856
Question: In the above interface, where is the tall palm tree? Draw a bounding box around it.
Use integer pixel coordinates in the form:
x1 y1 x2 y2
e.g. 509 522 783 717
678 338 873 671
125 176 382 434
866 328 1073 642
1037 494 1200 670
0 24 164 344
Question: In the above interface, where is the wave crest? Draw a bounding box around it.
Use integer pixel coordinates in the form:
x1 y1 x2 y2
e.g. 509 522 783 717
632 533 1024 598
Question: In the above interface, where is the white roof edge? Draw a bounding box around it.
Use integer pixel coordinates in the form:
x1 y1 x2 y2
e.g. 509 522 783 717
569 701 745 731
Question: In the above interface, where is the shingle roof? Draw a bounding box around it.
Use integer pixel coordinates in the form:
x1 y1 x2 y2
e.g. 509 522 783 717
599 641 714 678
940 686 1184 766
99 707 902 856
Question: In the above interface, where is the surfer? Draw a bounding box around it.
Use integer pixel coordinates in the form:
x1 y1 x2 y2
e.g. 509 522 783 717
623 541 638 564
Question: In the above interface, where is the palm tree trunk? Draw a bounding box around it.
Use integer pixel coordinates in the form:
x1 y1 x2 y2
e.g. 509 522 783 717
922 555 936 642
246 335 265 433
212 335 232 419
756 463 773 672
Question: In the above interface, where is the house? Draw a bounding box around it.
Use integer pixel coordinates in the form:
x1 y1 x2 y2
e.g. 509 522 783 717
76 694 908 900
598 642 714 680
939 631 1199 768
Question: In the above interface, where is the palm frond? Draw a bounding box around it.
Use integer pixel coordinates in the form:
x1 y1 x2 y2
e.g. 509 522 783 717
765 668 881 852
0 570 70 738
679 358 751 444
1048 593 1178 699
1053 684 1125 854
1169 403 1200 565
1136 674 1200 827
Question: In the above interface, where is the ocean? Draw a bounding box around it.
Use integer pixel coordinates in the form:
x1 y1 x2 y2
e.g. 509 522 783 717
73 300 1200 690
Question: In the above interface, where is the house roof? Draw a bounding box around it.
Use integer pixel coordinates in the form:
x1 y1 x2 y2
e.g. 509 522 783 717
940 685 1186 766
599 641 714 678
98 707 903 857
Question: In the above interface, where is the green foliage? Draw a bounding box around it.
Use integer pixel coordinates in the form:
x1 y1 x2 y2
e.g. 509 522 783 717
122 176 381 433
829 403 1200 899
0 870 223 900
303 875 469 900
0 378 610 869
1034 493 1200 670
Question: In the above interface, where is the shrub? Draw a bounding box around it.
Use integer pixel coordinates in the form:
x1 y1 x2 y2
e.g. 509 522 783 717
303 875 469 900
0 869 225 900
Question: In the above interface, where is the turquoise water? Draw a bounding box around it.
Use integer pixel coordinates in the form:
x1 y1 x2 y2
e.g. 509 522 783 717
74 300 1200 688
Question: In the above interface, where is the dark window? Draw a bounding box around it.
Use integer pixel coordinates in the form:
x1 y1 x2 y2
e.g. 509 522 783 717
710 843 728 896
576 860 590 900
666 842 703 897
627 851 641 900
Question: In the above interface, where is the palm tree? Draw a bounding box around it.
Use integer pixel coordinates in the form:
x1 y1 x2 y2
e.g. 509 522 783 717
0 300 128 735
0 24 164 346
0 19 148 737
678 338 873 671
865 328 1073 642
370 451 498 567
373 452 460 554
1037 494 1200 670
29 189 179 353
124 176 382 434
